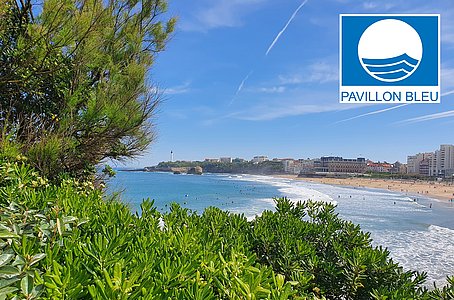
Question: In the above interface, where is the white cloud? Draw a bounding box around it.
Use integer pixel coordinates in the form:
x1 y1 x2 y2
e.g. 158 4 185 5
164 82 191 95
442 67 454 91
278 74 302 85
440 12 454 45
180 0 266 31
362 2 378 10
227 88 354 121
254 86 287 93
230 103 347 121
362 1 395 10
259 86 287 94
149 82 191 96
279 61 338 84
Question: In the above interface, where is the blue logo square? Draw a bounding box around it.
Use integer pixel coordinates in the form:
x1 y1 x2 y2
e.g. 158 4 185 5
340 15 439 87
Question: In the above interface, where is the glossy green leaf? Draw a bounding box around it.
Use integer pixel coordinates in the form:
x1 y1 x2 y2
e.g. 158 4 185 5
0 255 14 268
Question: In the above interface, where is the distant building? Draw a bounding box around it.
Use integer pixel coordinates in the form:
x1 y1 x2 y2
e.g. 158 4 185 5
390 161 407 174
293 159 316 174
314 157 367 174
366 161 392 173
406 155 419 174
282 159 316 174
252 156 269 163
273 158 293 162
407 153 433 175
232 158 246 163
430 144 454 177
400 164 408 174
282 159 296 173
419 157 432 177
205 158 220 163
407 145 454 177
219 157 233 163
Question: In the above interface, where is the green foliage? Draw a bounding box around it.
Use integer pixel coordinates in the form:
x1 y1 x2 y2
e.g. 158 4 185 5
0 0 176 179
0 160 452 299
251 200 432 299
428 276 454 300
102 165 117 178
0 134 21 162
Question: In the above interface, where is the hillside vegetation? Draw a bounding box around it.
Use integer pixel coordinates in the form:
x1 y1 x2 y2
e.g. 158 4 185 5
154 160 285 175
0 158 453 299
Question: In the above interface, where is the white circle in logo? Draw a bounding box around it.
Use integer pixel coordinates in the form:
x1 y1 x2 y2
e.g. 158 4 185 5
358 19 422 82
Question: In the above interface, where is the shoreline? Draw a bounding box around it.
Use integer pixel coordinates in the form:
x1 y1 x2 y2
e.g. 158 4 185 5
273 175 454 202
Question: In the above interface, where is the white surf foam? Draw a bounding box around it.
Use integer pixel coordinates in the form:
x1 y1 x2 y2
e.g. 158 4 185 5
227 198 274 221
371 224 454 287
230 175 334 204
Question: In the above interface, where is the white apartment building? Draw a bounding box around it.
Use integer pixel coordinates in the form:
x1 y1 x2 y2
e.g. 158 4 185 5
406 152 433 175
283 160 296 173
283 159 316 174
407 145 454 177
429 144 454 177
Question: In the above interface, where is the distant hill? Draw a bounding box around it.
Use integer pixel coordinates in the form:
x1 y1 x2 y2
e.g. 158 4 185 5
145 160 285 175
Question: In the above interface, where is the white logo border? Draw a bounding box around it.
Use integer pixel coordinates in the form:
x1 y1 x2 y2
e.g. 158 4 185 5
339 14 441 104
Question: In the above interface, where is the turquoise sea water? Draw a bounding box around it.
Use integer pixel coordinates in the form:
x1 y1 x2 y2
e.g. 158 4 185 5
107 172 278 216
107 171 454 286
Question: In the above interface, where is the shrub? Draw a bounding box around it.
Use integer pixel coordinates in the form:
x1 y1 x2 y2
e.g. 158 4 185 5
0 160 452 299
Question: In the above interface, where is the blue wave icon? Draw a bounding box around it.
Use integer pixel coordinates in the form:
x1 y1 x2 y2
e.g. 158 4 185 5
362 53 419 81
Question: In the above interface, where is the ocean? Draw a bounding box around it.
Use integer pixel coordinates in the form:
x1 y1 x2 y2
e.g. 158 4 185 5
107 171 454 287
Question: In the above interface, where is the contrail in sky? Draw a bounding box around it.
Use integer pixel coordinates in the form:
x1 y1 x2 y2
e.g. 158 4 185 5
266 0 309 56
236 70 253 94
230 70 253 105
441 89 454 97
335 104 408 124
396 110 454 124
230 0 309 105
394 89 454 124
335 89 454 123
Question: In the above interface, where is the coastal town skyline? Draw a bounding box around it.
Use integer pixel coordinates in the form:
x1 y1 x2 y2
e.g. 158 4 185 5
121 0 454 168
141 143 454 178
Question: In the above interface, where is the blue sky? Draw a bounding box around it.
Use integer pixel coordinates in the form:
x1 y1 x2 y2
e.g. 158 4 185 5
125 0 454 167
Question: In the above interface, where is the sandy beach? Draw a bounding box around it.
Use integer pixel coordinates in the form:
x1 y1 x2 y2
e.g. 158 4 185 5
274 175 454 202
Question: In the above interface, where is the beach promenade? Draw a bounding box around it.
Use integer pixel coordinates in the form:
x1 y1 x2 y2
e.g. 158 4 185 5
276 175 454 201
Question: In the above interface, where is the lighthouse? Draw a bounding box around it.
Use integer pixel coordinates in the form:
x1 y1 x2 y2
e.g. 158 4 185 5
170 151 174 162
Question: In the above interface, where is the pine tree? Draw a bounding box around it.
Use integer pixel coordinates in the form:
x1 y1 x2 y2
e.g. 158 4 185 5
0 0 176 178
